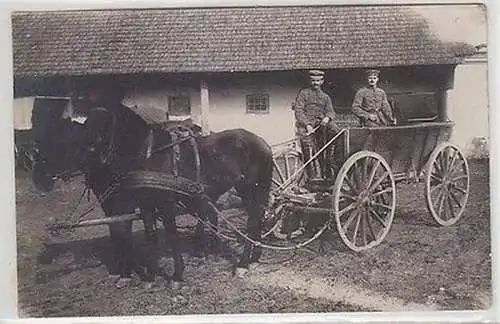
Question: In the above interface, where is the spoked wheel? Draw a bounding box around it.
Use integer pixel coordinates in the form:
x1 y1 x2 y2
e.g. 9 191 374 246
425 142 470 226
271 148 306 192
263 148 306 238
332 151 396 252
15 144 37 172
262 200 292 239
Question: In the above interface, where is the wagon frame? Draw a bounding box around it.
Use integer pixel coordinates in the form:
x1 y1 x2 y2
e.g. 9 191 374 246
268 120 470 252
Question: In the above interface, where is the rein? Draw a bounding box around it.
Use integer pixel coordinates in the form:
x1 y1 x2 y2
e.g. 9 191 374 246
271 125 321 148
87 106 117 166
100 107 117 165
190 200 328 252
150 135 192 155
52 169 85 182
144 125 202 184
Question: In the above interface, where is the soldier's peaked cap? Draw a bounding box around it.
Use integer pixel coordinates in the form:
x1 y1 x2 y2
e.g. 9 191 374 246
365 69 380 76
309 70 325 77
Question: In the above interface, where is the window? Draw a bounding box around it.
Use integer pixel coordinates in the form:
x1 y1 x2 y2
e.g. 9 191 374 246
168 94 191 117
246 93 269 114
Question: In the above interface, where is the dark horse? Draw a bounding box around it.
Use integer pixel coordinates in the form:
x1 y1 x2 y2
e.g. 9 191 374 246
31 100 148 287
32 97 273 287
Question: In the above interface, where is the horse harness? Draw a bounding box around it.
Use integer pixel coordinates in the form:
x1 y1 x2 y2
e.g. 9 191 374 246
145 124 202 185
120 123 205 198
87 106 204 198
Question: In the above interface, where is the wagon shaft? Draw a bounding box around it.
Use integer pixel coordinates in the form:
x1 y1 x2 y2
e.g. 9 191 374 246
46 213 141 233
72 214 141 227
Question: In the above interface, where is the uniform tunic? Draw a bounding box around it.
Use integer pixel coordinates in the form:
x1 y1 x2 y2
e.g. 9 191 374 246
352 87 394 127
293 86 341 179
294 88 335 128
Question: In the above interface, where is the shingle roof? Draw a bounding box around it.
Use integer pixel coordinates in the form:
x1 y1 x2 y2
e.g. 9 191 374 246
12 6 476 77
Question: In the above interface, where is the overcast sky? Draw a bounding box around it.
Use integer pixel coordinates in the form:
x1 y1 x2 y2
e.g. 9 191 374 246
412 4 487 46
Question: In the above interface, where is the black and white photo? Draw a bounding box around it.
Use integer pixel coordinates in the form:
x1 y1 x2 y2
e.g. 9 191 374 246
10 2 491 320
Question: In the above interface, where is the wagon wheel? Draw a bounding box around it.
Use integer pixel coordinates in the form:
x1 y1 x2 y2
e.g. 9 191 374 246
20 145 37 172
271 148 305 192
332 151 396 252
15 144 36 172
263 148 306 238
425 142 470 226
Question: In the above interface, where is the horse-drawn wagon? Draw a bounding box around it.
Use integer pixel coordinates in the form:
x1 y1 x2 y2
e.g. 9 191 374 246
31 94 470 285
267 119 469 252
39 106 470 252
42 118 469 254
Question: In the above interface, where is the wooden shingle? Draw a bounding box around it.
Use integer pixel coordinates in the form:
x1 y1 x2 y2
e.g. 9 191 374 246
12 6 476 77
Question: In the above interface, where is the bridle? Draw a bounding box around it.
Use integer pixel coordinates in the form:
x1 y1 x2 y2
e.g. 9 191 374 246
86 106 117 166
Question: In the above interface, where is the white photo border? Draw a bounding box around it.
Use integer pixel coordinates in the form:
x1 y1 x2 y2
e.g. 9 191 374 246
1 0 496 322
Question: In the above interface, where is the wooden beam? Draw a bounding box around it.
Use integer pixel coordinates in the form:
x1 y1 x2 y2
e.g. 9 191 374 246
200 79 210 135
437 90 448 122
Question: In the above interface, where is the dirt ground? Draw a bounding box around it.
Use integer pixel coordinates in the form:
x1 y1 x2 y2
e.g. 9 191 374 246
15 159 491 317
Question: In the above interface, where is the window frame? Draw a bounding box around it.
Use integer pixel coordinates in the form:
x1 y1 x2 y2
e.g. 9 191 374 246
246 92 270 114
168 93 191 117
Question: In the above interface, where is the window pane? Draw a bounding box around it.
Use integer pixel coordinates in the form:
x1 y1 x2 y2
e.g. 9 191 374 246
246 93 269 113
169 95 191 116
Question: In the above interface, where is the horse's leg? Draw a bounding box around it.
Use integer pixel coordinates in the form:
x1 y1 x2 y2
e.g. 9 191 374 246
206 198 220 258
159 208 184 289
193 220 207 258
108 219 134 288
141 206 164 284
247 193 265 263
194 194 220 257
234 187 265 276
234 152 272 276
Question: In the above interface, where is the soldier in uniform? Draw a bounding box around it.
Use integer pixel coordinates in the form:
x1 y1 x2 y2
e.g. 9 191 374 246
352 69 396 127
293 70 341 180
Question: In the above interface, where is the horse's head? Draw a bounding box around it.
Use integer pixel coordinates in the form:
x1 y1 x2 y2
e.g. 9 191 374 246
84 106 117 167
84 103 202 177
31 101 87 192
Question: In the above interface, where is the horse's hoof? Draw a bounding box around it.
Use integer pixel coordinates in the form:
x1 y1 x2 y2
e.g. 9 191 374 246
115 277 132 289
235 267 248 278
143 281 154 290
191 250 205 258
171 281 182 290
158 256 169 268
209 254 220 263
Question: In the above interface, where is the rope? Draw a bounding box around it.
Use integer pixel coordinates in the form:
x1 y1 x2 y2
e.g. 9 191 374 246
275 129 346 193
270 125 321 148
204 201 329 252
150 136 192 155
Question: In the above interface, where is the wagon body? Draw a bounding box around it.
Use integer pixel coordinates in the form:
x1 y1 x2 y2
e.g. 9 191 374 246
340 122 454 181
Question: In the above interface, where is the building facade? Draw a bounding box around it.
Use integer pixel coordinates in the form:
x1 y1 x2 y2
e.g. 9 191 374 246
12 6 477 150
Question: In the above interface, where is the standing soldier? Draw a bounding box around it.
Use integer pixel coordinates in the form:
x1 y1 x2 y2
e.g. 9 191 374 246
352 69 396 127
294 70 340 180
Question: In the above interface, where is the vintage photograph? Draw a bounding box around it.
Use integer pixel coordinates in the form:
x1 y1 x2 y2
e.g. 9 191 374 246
11 2 490 318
